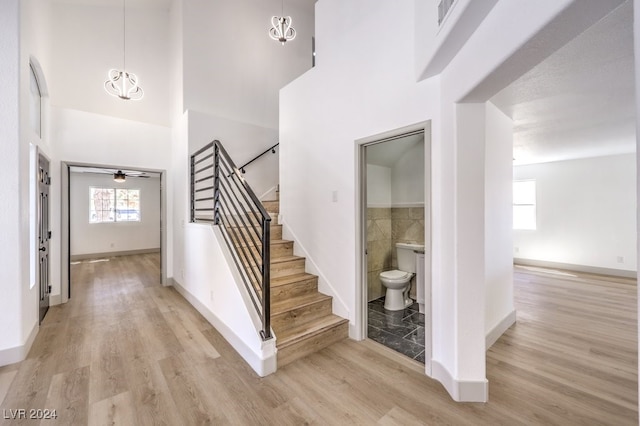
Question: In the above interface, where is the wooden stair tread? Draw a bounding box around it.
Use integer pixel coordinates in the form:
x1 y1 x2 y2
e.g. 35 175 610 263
271 255 304 264
271 273 316 288
276 314 348 348
271 292 331 313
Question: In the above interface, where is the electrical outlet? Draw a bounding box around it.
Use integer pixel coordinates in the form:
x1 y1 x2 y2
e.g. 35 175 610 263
210 290 214 301
180 269 184 278
110 242 115 248
332 190 338 202
514 247 519 253
616 256 624 264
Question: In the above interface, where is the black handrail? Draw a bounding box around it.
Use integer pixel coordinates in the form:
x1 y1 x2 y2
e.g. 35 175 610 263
190 140 272 341
237 143 279 174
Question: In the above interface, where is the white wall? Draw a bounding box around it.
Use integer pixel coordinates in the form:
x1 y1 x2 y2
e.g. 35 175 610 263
187 110 279 199
280 0 615 402
634 0 640 406
366 165 391 207
391 142 425 207
49 2 171 126
51 107 172 297
279 0 440 380
70 173 161 257
514 154 637 272
484 102 514 344
0 0 25 363
182 0 315 130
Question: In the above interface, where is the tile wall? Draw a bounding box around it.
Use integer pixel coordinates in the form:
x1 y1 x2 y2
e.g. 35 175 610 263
367 206 425 301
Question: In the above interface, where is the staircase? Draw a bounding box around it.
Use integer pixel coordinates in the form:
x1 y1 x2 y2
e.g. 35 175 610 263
261 197 349 366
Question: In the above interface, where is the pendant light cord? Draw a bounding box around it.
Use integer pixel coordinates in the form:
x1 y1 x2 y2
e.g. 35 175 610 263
123 0 126 71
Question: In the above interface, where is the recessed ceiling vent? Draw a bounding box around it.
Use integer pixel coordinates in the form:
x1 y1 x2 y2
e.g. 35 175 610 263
438 0 456 25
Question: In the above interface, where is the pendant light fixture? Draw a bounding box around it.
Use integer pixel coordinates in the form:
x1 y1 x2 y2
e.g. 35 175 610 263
269 0 296 45
104 0 144 100
113 170 126 182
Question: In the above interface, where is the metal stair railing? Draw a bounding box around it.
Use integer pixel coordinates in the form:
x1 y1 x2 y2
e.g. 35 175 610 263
190 140 272 340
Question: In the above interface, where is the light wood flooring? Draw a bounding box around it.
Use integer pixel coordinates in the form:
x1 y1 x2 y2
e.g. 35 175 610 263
0 255 637 424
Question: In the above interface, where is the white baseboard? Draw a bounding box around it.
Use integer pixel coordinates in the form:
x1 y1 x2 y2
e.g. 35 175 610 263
486 310 516 350
50 294 62 306
431 359 488 402
0 322 39 367
170 281 277 377
514 258 636 279
258 186 279 201
70 248 160 261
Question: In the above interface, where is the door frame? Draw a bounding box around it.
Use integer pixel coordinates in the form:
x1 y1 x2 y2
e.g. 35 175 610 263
354 120 433 372
60 161 168 303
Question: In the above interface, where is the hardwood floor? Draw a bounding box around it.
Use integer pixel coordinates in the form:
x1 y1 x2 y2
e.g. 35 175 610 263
0 255 637 425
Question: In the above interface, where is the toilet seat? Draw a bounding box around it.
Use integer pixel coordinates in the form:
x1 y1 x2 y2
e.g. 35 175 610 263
380 270 412 281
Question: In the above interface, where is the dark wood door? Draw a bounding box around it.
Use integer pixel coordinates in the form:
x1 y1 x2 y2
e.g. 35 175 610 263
38 152 51 324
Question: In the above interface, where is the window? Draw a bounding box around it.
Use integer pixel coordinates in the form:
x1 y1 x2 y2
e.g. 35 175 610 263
90 187 140 223
513 180 536 230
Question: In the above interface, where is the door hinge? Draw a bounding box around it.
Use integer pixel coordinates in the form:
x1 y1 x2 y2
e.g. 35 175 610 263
48 231 52 239
48 285 52 294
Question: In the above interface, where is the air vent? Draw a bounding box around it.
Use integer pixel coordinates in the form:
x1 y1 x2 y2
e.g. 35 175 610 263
438 0 455 25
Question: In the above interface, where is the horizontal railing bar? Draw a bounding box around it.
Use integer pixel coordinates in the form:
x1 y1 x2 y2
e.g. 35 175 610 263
195 164 214 174
195 174 214 184
190 139 271 341
195 186 214 193
191 142 214 159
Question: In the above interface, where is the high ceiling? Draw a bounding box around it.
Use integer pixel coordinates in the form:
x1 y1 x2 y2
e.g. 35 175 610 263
491 1 636 165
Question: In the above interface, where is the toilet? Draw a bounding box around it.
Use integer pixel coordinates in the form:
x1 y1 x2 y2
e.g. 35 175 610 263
379 242 424 311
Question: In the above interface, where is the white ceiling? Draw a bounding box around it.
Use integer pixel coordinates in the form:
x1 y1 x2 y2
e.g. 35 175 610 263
51 0 173 10
491 1 636 165
366 133 424 168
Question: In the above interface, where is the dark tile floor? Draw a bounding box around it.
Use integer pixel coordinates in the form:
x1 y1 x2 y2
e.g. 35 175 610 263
367 297 425 363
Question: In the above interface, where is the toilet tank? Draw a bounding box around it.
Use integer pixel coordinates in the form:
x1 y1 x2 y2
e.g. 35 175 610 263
396 242 424 273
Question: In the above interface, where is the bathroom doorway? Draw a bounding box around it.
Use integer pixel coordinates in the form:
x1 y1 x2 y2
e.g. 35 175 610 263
357 124 431 364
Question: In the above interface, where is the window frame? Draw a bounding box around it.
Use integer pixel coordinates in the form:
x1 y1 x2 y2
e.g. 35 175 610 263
513 179 536 230
89 186 141 224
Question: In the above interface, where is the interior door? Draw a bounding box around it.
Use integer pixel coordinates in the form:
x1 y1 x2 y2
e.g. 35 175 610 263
38 152 51 324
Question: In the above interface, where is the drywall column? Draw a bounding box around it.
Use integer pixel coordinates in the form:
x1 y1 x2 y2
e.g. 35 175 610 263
484 102 515 348
454 103 487 400
0 0 25 364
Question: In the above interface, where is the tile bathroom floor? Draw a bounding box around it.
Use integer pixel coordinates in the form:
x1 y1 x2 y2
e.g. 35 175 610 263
367 297 425 363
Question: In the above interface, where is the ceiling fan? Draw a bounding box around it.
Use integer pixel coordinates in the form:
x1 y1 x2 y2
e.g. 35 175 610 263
69 166 153 181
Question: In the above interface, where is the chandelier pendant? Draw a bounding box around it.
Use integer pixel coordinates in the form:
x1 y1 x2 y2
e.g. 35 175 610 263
269 15 296 45
104 0 143 100
105 69 143 100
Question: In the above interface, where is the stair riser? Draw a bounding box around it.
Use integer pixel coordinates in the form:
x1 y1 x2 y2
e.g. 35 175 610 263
229 224 282 244
271 278 318 302
271 298 333 331
277 322 348 366
270 258 305 279
247 257 305 279
262 200 280 213
245 241 293 260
